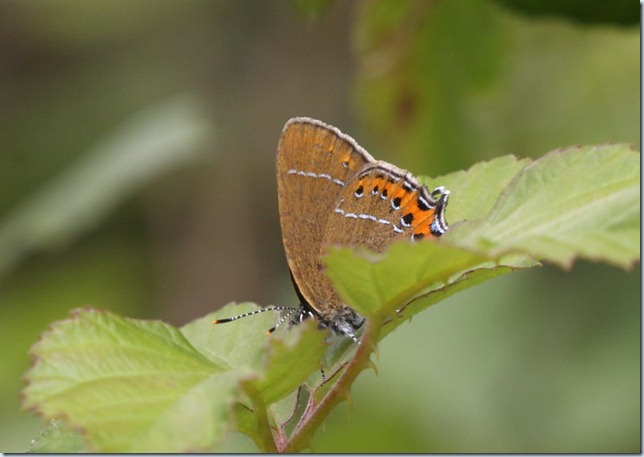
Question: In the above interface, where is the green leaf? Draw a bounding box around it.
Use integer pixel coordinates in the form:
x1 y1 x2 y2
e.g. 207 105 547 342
22 308 233 452
23 304 334 453
379 254 536 340
187 303 328 405
453 144 640 268
324 242 489 320
421 155 531 224
252 319 327 405
182 303 275 370
27 419 86 453
266 388 303 436
135 369 249 452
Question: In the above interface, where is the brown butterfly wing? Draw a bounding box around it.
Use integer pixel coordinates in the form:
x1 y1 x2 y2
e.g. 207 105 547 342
276 118 373 323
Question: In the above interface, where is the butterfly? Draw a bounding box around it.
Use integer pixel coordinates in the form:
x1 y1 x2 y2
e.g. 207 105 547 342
214 117 449 342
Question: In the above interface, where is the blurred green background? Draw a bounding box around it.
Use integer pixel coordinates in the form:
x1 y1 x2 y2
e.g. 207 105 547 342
0 0 639 452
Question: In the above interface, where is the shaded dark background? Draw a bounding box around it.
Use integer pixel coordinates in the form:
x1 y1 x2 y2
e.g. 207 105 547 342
1 0 639 452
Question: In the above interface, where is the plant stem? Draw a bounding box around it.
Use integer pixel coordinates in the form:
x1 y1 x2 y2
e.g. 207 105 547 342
281 317 382 452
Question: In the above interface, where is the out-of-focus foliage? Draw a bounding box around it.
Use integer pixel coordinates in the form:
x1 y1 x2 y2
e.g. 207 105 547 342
2 0 638 453
492 0 639 25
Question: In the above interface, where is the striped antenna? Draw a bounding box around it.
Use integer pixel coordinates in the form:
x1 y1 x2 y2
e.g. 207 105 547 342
212 306 302 334
213 304 359 343
265 307 301 334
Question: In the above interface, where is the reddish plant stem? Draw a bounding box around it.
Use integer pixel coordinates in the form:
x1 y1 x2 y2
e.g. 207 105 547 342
281 317 382 453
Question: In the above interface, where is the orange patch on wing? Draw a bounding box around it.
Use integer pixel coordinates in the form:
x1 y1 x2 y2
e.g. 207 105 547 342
380 178 400 199
389 187 411 209
407 200 438 238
